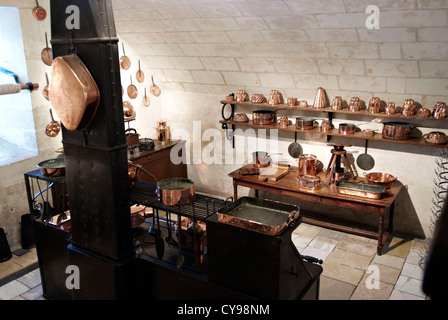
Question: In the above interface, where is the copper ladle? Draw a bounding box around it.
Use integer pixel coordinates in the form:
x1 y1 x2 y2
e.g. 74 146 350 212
46 109 61 137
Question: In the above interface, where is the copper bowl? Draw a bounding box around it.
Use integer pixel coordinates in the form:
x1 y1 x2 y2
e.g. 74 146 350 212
37 158 65 177
364 172 396 189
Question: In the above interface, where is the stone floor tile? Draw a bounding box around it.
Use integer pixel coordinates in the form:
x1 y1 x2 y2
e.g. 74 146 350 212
0 260 22 281
316 228 346 241
400 262 424 281
321 260 365 286
405 250 424 266
394 275 426 298
319 276 355 300
372 252 405 270
325 248 373 271
410 238 429 253
21 284 43 300
17 269 41 289
351 274 394 300
386 237 412 258
337 234 377 257
300 246 332 262
292 233 314 250
0 280 29 300
308 235 339 252
389 289 426 300
374 263 401 285
294 223 321 238
11 249 38 268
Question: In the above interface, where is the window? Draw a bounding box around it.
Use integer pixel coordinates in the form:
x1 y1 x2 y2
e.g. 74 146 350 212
0 7 38 166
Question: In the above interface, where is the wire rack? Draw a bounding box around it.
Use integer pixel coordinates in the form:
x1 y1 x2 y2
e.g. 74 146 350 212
129 181 231 221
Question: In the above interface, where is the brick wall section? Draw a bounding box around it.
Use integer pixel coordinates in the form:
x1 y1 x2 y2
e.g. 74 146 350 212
113 0 448 107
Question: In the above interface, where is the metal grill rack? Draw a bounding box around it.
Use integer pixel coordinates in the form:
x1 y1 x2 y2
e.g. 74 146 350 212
129 181 231 221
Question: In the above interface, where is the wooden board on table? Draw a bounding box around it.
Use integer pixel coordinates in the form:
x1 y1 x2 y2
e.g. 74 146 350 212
259 167 290 182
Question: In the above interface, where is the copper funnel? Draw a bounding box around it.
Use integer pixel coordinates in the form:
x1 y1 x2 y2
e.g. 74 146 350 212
313 87 327 108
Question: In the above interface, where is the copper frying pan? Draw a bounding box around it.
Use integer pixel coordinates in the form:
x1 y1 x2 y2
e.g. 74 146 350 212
120 43 131 70
49 54 100 131
42 73 49 100
143 88 150 107
136 59 144 83
32 0 47 21
150 75 161 96
127 75 138 99
41 32 53 66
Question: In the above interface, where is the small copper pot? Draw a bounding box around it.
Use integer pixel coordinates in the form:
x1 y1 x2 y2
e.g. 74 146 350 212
338 123 356 135
298 154 318 176
296 117 316 130
253 110 276 125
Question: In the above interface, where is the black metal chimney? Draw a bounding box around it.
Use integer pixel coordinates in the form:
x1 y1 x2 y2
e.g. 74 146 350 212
50 0 135 299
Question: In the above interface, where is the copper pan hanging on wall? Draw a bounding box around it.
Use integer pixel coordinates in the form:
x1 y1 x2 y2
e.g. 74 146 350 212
32 0 47 21
136 59 144 83
41 32 53 66
127 75 138 99
120 43 131 70
49 53 100 131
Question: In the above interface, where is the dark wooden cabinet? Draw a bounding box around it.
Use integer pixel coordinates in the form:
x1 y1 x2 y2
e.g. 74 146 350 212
129 140 187 183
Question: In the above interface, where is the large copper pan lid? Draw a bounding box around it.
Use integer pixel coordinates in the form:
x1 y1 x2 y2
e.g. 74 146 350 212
49 54 100 131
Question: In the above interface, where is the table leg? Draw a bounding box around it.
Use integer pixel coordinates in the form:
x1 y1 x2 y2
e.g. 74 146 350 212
233 179 238 200
377 208 386 255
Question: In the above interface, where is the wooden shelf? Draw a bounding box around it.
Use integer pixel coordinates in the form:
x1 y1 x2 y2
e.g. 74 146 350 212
220 100 448 125
220 119 447 148
220 99 448 149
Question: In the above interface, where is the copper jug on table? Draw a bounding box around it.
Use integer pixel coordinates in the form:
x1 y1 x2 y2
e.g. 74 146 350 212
298 154 318 176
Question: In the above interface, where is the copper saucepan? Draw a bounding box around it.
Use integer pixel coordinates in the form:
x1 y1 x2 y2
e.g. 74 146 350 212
252 109 286 125
382 122 414 140
157 178 196 206
296 117 317 130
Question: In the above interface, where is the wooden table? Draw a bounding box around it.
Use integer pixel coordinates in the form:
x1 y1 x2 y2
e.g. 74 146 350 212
228 165 403 255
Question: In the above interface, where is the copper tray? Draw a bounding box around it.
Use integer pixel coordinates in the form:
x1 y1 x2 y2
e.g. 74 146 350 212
217 197 300 236
336 181 385 199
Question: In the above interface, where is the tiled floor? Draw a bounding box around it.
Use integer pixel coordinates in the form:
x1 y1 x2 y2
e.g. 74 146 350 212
0 223 429 300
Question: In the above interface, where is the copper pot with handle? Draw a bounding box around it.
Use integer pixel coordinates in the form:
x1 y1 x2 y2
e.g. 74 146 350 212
382 122 414 140
157 178 195 206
